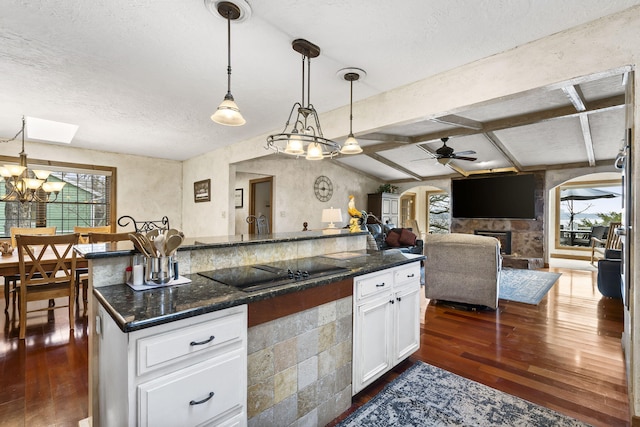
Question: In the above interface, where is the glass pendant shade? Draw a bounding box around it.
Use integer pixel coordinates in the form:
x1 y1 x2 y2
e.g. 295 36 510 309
284 134 304 155
4 164 26 177
340 134 363 154
33 169 52 179
42 181 65 193
211 96 246 126
305 142 324 160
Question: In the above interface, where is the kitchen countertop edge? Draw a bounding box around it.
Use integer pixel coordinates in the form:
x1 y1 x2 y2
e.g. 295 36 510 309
95 251 424 333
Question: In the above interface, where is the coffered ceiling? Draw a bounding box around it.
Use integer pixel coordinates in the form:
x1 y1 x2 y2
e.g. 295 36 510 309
334 70 628 182
0 1 636 181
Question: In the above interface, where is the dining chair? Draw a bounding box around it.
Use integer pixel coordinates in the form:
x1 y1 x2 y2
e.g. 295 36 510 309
4 226 57 312
75 231 131 307
591 222 622 264
16 233 79 340
74 225 112 244
246 214 270 234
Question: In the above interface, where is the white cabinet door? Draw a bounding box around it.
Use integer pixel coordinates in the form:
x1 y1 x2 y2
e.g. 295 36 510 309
393 283 421 363
353 262 422 395
354 294 393 392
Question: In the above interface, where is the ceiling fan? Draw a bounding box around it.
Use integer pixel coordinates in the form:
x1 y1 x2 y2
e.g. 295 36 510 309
433 137 477 163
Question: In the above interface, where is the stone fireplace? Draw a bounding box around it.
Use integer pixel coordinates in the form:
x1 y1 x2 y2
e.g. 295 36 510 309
475 230 512 255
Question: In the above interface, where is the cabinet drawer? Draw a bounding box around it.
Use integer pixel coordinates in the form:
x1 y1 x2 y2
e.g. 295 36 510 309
355 270 394 300
394 263 420 286
137 311 244 376
138 352 245 427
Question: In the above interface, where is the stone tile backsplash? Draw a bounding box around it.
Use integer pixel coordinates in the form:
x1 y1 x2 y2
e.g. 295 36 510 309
247 296 353 427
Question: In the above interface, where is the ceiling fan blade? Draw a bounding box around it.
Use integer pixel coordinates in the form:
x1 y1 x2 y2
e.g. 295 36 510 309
410 157 433 162
452 156 477 161
454 150 476 156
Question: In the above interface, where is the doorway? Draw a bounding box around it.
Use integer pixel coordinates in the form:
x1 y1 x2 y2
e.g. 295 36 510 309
400 193 416 228
249 177 273 234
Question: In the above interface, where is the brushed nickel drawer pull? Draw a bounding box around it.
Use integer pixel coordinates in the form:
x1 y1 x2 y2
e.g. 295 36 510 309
190 335 215 346
189 391 214 405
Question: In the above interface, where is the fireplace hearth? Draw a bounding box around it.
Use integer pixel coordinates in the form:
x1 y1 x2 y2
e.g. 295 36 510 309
474 230 512 255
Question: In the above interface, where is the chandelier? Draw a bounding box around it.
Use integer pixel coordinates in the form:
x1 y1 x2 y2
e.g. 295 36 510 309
0 116 65 203
266 39 347 160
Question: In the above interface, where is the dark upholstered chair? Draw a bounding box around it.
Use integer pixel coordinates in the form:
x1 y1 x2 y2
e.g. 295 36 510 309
597 249 622 299
366 223 423 254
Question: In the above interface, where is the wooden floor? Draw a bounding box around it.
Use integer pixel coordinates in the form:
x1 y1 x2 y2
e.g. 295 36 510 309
0 298 88 427
0 264 628 427
330 264 629 427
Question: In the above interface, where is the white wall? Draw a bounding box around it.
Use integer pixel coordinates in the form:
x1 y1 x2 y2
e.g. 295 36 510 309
234 156 379 233
0 141 183 231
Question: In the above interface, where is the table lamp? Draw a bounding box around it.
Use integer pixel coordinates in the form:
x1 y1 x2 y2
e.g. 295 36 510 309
321 208 343 229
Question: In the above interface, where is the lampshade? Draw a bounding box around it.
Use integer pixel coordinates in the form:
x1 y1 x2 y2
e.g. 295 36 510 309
340 135 363 154
321 207 343 228
211 96 246 126
305 142 324 160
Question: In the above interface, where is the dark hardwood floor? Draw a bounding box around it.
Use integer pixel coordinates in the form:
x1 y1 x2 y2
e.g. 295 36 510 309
0 298 88 427
0 264 628 426
330 264 629 427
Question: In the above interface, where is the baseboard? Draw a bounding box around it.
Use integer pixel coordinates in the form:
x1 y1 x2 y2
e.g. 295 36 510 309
632 415 640 427
78 417 91 427
549 253 591 261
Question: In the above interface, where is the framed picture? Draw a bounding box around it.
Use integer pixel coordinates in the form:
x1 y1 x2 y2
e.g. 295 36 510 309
194 179 211 203
235 188 243 208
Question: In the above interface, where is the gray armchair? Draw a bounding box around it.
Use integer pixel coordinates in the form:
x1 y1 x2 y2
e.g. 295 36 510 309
424 233 502 309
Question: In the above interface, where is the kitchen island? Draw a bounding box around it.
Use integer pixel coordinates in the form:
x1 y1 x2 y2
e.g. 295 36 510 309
80 230 423 426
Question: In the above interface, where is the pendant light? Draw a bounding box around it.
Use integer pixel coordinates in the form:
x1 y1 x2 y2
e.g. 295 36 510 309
339 68 365 154
266 39 342 160
208 1 248 126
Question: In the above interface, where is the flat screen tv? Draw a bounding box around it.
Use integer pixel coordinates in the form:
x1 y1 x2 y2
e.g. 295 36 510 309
452 174 536 219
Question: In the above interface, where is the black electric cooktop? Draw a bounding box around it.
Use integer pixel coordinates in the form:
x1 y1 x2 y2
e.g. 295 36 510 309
198 259 349 292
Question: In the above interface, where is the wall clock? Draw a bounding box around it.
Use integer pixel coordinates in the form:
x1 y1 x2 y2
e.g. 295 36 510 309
314 175 333 202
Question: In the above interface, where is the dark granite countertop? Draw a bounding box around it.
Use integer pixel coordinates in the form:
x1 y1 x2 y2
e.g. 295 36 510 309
95 250 424 333
76 230 366 259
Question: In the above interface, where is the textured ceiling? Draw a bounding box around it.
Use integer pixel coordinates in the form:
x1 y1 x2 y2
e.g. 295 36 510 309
0 0 637 177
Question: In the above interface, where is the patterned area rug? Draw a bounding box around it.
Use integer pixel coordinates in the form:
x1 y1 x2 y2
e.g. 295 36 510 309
499 268 561 305
338 362 591 427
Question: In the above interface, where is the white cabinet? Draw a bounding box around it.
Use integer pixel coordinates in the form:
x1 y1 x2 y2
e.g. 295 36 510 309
368 193 400 226
352 262 421 394
97 304 247 427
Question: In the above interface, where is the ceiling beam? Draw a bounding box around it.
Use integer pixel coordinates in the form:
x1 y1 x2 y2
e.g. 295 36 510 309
354 133 412 143
367 153 423 181
579 114 596 166
483 131 522 171
562 85 586 112
431 114 483 130
401 94 625 146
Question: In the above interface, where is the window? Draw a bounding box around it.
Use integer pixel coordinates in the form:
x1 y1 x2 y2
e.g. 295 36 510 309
0 160 115 237
556 180 622 248
427 191 449 234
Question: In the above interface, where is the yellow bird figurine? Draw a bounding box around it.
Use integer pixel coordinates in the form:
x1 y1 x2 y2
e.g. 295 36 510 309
348 195 362 218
